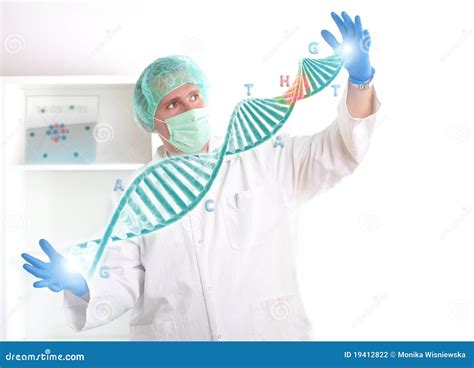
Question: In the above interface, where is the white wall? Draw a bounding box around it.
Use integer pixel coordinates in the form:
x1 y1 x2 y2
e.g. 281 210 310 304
1 0 473 340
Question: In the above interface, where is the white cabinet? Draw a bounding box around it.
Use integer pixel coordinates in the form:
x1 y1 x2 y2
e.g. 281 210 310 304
1 76 156 340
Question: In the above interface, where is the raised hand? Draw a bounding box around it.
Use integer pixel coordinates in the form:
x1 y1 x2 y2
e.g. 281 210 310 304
321 11 375 84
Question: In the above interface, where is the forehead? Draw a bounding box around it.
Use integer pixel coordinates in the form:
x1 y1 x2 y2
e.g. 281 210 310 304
161 83 200 105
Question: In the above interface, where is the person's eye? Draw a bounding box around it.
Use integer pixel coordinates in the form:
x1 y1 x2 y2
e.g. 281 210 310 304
166 102 176 110
190 94 200 101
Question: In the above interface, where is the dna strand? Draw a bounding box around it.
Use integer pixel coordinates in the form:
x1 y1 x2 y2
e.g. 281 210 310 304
76 52 346 278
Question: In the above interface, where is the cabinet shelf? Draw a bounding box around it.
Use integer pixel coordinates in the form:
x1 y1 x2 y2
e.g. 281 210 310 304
15 163 145 171
1 74 156 340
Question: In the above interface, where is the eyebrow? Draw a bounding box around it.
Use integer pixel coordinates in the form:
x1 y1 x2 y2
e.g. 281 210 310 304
164 89 200 106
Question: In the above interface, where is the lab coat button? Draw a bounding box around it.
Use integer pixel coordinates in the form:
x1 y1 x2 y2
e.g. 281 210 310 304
217 334 222 340
207 286 213 293
198 239 203 244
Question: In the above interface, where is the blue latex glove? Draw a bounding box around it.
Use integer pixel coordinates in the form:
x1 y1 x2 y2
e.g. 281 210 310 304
21 239 89 297
321 11 375 84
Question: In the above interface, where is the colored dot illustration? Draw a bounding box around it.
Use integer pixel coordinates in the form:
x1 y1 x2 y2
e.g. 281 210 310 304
73 152 79 157
42 153 48 158
46 122 69 143
30 132 35 137
85 125 90 131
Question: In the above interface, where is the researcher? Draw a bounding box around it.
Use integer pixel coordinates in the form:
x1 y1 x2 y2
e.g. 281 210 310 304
21 11 382 340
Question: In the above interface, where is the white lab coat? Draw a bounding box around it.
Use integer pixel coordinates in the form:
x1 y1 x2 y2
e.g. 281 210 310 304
63 81 382 340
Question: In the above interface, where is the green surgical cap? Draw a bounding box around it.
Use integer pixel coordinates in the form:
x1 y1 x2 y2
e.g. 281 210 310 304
133 54 209 133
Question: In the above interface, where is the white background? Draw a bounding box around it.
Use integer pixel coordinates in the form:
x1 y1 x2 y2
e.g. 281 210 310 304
1 0 473 340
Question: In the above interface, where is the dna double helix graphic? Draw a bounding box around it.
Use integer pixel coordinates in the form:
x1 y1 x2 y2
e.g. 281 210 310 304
76 52 346 278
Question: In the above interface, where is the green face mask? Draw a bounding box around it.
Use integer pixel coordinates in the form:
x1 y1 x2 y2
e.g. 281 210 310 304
155 107 211 154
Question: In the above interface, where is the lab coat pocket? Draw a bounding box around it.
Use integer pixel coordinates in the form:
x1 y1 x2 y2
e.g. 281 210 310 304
221 184 287 250
251 294 313 341
129 319 179 341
